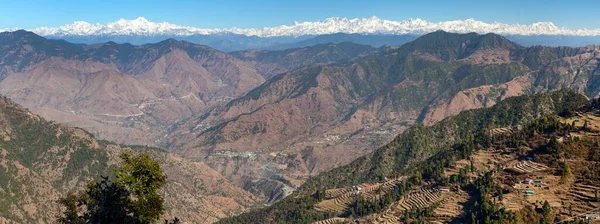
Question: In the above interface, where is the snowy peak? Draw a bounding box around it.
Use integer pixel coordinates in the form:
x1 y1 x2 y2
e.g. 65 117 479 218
20 16 600 37
31 16 219 36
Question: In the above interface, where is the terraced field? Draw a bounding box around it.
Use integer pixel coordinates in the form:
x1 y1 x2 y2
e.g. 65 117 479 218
564 112 600 132
313 112 600 223
314 190 356 213
371 211 400 224
443 159 471 176
325 188 351 199
445 150 514 176
315 178 403 213
365 187 446 224
395 187 443 211
560 181 600 217
361 179 403 201
312 217 349 224
472 150 514 171
509 161 549 174
489 127 513 135
433 190 469 219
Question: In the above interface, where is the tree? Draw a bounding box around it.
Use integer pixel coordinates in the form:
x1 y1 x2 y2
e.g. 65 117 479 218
312 187 326 200
58 152 169 224
57 192 86 224
83 176 131 223
413 170 423 183
459 168 469 185
164 218 181 224
470 160 475 173
541 201 552 224
498 190 503 202
116 153 167 223
560 163 571 183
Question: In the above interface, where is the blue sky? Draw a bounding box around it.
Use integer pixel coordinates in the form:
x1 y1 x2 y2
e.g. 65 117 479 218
1 0 598 29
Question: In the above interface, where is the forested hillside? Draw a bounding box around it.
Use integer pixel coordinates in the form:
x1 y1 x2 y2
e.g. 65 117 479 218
218 90 588 223
0 96 256 223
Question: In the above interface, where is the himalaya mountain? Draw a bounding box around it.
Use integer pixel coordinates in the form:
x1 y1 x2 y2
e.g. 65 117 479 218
6 17 600 51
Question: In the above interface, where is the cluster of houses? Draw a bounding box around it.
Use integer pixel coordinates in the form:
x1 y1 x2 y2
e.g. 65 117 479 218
520 177 544 195
586 213 599 221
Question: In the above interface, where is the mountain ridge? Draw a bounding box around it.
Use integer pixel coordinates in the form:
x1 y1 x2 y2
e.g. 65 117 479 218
0 30 266 145
4 17 600 51
164 31 600 203
14 16 600 37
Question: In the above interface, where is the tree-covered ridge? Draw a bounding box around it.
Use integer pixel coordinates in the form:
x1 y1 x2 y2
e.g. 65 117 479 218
231 41 376 79
298 90 586 193
398 31 521 61
217 90 587 224
0 95 257 223
0 95 112 223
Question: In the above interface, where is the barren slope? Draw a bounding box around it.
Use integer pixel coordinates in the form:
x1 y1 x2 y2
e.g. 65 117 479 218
0 31 265 145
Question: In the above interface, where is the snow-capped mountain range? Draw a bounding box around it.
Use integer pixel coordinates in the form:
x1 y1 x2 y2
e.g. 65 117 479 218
5 16 600 37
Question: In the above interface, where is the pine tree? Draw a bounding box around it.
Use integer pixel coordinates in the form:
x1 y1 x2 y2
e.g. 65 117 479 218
498 190 503 202
470 160 475 173
414 170 423 183
58 152 171 224
541 201 551 224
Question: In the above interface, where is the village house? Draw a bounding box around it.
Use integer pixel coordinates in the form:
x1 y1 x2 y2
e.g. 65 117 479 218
586 213 599 220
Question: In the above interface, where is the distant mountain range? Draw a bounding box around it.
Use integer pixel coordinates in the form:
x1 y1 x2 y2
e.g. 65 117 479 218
17 17 600 37
4 17 600 51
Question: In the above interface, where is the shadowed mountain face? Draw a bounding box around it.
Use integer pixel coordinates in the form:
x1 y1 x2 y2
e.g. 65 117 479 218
164 31 600 200
0 96 257 223
231 42 376 79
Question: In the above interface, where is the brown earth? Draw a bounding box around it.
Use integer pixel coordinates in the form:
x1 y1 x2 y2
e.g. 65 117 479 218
0 32 265 146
